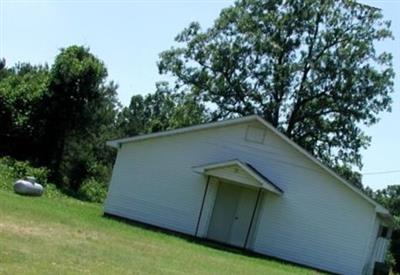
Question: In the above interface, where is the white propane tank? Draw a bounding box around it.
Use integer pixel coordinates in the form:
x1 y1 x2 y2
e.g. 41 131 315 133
14 177 44 196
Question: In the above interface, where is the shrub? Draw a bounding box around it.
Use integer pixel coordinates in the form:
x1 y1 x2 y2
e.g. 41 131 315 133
0 157 48 191
1 157 49 184
77 178 108 203
0 156 108 201
0 158 16 192
0 156 65 198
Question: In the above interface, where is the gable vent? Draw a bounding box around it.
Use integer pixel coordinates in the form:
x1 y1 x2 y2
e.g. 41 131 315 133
245 125 266 144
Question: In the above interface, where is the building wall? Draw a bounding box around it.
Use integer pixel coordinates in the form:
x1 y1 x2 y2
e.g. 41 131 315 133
363 216 380 274
104 121 377 274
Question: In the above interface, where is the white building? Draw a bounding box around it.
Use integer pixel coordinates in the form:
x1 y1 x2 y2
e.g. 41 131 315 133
104 115 393 274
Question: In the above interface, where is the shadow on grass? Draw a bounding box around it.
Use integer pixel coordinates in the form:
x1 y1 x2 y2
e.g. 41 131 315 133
103 212 331 274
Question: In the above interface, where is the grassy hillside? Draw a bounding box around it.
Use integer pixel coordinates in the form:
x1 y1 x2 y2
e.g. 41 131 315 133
0 190 320 274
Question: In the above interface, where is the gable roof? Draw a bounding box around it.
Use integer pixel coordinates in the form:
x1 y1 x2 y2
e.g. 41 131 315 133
107 115 259 148
193 159 283 195
107 115 392 222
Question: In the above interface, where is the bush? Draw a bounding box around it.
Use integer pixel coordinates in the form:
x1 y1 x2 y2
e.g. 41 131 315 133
0 159 15 192
0 156 65 198
77 178 108 203
0 157 48 191
391 230 400 273
0 157 49 185
0 156 108 201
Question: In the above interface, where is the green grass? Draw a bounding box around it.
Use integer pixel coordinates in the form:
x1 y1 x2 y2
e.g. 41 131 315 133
0 190 320 275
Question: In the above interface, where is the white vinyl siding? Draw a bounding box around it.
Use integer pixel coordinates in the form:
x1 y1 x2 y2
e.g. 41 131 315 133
196 178 219 238
105 121 377 274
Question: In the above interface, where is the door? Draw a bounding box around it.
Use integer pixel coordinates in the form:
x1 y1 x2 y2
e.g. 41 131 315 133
229 187 258 247
207 182 258 247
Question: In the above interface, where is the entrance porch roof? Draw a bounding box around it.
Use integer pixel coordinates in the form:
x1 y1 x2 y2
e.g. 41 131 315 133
193 160 283 195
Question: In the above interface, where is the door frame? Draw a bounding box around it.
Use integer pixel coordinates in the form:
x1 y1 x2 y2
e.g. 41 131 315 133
196 178 263 249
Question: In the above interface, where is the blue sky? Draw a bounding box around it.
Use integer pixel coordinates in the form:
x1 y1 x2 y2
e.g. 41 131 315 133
0 0 398 190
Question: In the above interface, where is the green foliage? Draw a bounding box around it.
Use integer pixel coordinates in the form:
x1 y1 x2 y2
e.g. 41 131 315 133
390 230 400 272
0 157 49 188
42 46 120 193
41 46 110 178
0 157 64 198
374 185 400 218
0 63 49 129
56 81 120 191
77 178 108 203
117 82 207 137
334 164 362 189
158 0 394 173
0 58 5 71
0 45 119 197
373 185 400 272
0 63 50 159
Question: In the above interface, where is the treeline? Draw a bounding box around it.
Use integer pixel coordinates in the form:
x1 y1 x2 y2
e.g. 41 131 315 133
0 46 206 199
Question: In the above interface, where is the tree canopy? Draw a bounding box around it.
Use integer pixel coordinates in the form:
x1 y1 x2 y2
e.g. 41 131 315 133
0 46 120 193
158 0 394 174
117 82 207 137
0 63 50 160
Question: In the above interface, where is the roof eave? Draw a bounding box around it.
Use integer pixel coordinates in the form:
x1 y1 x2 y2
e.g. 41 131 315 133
106 140 119 148
106 115 260 148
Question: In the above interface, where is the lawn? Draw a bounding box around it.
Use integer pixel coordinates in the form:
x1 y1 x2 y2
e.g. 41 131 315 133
0 190 320 275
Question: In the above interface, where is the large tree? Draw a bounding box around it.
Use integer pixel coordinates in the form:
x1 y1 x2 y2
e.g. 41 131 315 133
0 47 121 193
158 0 394 176
36 46 121 191
40 46 108 176
57 81 120 191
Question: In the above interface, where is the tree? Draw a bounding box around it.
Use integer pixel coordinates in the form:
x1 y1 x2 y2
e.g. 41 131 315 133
0 58 6 72
158 0 394 177
117 82 207 137
374 185 400 271
0 63 50 161
375 185 400 225
40 46 108 183
0 46 121 194
334 164 362 189
58 81 120 191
